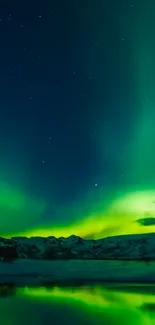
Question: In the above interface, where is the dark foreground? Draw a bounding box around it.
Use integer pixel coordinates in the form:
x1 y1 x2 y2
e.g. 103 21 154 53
1 259 155 285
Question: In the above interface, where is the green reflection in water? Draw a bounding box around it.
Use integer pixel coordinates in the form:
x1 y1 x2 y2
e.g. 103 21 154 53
16 285 155 325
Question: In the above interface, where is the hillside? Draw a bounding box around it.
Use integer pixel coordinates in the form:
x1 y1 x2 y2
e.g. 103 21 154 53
0 233 155 261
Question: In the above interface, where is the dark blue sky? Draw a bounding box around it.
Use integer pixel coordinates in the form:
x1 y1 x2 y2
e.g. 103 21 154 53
0 0 151 235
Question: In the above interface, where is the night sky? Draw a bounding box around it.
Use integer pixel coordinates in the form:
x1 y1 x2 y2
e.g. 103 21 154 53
1 0 155 238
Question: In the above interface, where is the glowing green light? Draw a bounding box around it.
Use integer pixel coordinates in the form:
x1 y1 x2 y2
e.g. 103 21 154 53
2 189 155 240
16 285 154 325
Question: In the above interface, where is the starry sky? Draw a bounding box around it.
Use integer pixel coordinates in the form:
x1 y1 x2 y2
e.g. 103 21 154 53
1 0 155 238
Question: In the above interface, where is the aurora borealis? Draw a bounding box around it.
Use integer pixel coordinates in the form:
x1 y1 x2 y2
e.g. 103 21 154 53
1 1 155 240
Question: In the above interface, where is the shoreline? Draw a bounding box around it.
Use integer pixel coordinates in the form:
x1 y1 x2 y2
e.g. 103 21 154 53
0 259 155 285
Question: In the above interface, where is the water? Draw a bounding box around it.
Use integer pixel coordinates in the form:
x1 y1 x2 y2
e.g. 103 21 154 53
0 283 155 324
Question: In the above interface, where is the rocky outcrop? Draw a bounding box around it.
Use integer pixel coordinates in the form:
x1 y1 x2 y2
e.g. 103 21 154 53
0 233 155 261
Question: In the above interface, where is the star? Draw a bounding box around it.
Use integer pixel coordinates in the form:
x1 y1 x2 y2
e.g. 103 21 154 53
8 14 12 21
94 183 98 187
47 137 52 145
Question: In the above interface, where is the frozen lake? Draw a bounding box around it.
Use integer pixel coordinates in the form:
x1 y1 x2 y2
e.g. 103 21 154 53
0 259 155 285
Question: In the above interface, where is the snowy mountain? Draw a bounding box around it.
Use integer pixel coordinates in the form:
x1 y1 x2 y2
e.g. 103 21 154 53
0 233 155 261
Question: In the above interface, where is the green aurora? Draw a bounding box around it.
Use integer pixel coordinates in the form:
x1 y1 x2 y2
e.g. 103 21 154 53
1 182 155 239
1 3 155 240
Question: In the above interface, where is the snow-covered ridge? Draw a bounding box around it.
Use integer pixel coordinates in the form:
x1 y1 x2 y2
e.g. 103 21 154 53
0 233 155 260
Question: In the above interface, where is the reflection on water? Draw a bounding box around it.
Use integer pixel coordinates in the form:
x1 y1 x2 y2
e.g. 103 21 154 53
1 284 155 324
